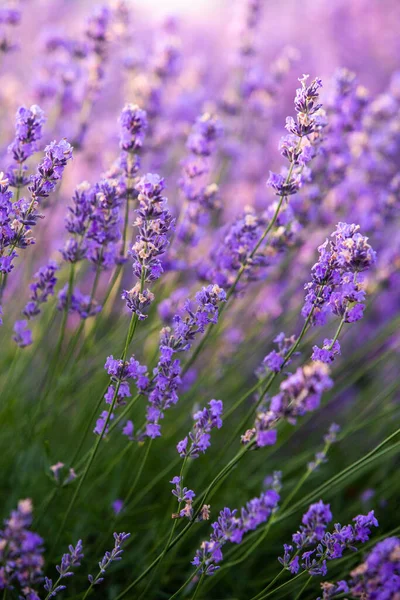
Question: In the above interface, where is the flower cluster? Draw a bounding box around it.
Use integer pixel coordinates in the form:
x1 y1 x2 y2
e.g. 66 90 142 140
346 535 400 599
267 74 324 198
0 499 44 593
177 399 223 458
170 476 196 519
303 223 376 343
43 540 84 598
22 260 59 319
192 475 281 575
122 173 174 320
259 331 297 374
87 532 130 588
279 502 378 577
177 113 222 246
141 284 226 438
245 361 333 448
7 105 45 188
0 140 73 279
94 355 149 436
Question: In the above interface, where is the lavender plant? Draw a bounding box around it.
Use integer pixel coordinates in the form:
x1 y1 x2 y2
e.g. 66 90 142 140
0 1 399 599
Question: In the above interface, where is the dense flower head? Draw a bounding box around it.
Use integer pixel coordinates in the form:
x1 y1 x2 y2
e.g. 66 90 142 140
22 260 58 319
141 284 226 439
186 113 223 157
247 361 333 449
122 173 174 319
8 105 46 165
119 104 148 153
0 499 44 592
177 112 222 247
29 139 73 202
267 74 324 197
346 535 400 599
177 399 223 458
192 477 280 575
280 505 378 577
13 319 32 348
302 222 376 327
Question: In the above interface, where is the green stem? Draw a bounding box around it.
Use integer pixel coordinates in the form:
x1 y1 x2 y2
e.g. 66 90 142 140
294 574 312 600
51 313 138 553
250 571 306 600
168 567 201 600
190 572 205 600
115 445 252 599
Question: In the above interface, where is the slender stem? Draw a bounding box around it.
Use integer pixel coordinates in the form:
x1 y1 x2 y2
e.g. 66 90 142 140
115 445 253 599
250 571 306 600
51 313 138 553
190 573 205 600
294 574 312 600
168 567 201 600
249 568 286 600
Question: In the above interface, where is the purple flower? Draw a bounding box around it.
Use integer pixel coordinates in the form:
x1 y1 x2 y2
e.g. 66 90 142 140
280 504 378 578
13 319 32 348
248 362 333 449
177 399 223 458
302 223 375 329
94 355 148 438
22 261 58 319
347 536 400 598
87 532 130 587
193 476 280 575
44 540 83 598
8 105 46 170
312 339 341 364
141 285 226 438
119 104 148 153
0 499 44 592
122 173 174 319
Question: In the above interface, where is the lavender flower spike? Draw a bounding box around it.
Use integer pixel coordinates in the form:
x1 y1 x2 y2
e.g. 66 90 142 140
44 540 84 598
87 532 130 588
122 173 174 320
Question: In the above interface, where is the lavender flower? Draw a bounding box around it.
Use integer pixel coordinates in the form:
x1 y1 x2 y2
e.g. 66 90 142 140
259 332 297 374
122 173 174 319
170 476 196 519
245 361 333 449
177 113 222 246
94 355 149 437
7 105 46 189
345 535 400 599
192 476 280 575
13 319 32 348
22 261 58 319
302 223 376 330
141 284 226 438
29 139 73 203
0 499 44 592
177 399 223 458
87 532 130 587
119 104 148 153
280 504 378 577
43 540 83 598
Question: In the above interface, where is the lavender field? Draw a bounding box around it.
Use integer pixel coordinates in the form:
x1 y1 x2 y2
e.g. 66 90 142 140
0 0 399 598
